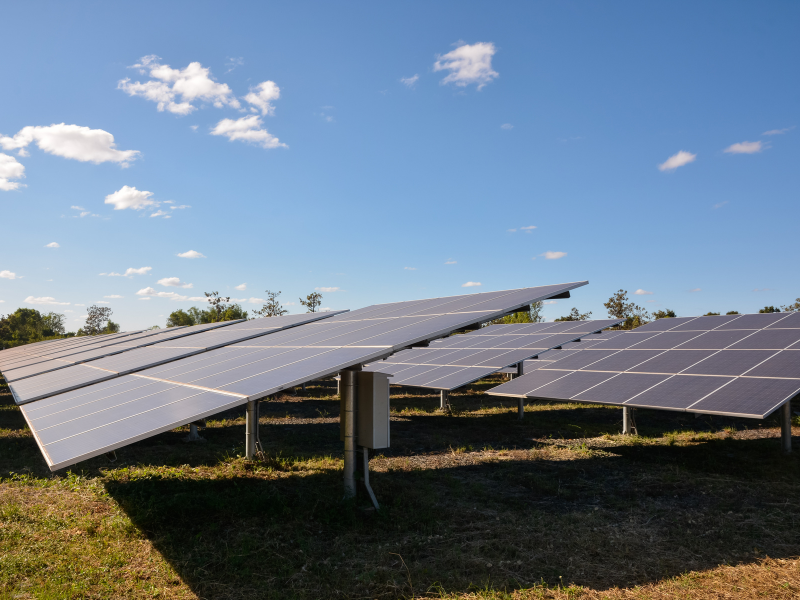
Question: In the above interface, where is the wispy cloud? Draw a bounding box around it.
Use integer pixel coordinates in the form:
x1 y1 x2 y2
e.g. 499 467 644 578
445 259 457 265
235 283 247 291
177 250 205 259
520 225 536 233
723 141 765 154
713 201 728 209
763 126 794 136
462 281 481 287
136 287 205 301
157 277 192 288
24 296 69 305
45 242 59 248
400 74 419 88
658 150 696 172
689 288 701 293
500 123 513 130
541 251 567 260
634 289 653 295
434 42 499 90
404 267 417 271
104 295 123 299
225 56 244 74
315 287 341 292
752 288 772 292
100 267 151 277
211 115 286 149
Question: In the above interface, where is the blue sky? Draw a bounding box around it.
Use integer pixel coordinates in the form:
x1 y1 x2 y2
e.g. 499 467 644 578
1 1 798 331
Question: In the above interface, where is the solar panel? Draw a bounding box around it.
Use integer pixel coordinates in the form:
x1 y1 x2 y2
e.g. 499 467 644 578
487 313 800 419
4 313 344 405
361 318 622 390
17 282 587 470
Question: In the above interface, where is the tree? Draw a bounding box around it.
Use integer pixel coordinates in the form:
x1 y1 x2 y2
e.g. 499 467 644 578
488 302 544 325
0 308 71 347
300 291 323 313
759 306 780 314
254 290 289 318
781 299 800 312
166 308 198 327
41 312 66 336
603 289 650 330
555 307 593 322
726 311 740 315
703 312 720 316
82 305 113 336
652 309 676 320
205 291 231 320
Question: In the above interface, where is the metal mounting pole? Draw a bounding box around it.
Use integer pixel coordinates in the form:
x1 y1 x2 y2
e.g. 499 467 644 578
518 398 525 419
440 390 449 410
622 406 631 435
245 399 260 459
781 401 793 454
342 368 359 499
514 361 525 379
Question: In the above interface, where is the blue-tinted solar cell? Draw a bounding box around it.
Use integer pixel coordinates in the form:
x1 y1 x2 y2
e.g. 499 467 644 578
626 375 732 410
530 371 616 399
744 351 800 379
676 330 756 350
580 350 663 372
681 350 778 376
485 369 570 397
627 350 716 374
690 377 800 418
715 313 791 330
630 331 703 350
575 373 670 405
583 333 660 350
766 312 800 329
726 329 800 350
668 315 741 331
540 350 617 370
633 317 697 332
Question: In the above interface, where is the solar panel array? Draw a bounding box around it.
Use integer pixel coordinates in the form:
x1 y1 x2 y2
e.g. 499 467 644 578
10 281 586 470
487 313 800 419
362 319 623 390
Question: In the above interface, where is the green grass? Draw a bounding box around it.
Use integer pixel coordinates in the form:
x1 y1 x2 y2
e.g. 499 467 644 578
1 376 798 599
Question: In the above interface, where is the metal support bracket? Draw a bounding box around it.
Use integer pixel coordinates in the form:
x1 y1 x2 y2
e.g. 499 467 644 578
342 368 359 499
183 422 206 443
781 401 793 454
245 399 261 459
518 398 525 420
622 406 637 435
440 390 449 410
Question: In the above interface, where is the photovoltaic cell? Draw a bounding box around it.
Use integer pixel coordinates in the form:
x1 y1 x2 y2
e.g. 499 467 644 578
575 373 670 405
625 376 733 411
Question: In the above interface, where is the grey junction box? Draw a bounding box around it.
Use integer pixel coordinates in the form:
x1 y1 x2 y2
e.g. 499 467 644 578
357 371 391 449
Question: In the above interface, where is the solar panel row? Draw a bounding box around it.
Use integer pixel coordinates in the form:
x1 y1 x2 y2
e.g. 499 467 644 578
488 314 800 419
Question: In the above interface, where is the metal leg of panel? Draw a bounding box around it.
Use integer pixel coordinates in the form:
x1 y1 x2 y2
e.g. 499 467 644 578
518 398 525 420
342 368 359 499
622 406 631 435
361 446 380 510
184 423 205 443
781 401 793 454
515 361 525 379
245 399 260 459
302 382 306 395
440 390 449 410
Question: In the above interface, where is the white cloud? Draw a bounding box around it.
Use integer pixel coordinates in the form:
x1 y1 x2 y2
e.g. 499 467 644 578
235 283 247 291
753 288 772 292
520 225 536 233
658 150 696 172
225 57 244 74
462 281 481 287
24 296 69 305
45 242 60 248
500 123 513 130
118 55 240 115
315 287 341 292
0 124 139 166
74 303 85 306
243 81 281 116
71 205 85 210
150 210 170 218
543 300 558 305
634 289 653 295
105 185 158 211
433 42 499 90
104 295 123 299
157 277 193 288
284 301 296 306
190 125 198 131
211 115 286 149
136 287 205 301
96 301 110 304
404 267 417 271
247 297 265 304
507 229 517 233
100 266 151 277
0 153 26 191
139 297 150 301
170 204 190 210
178 250 205 259
713 201 728 209
723 141 765 154
763 127 793 135
0 270 17 279
400 74 419 88
541 251 567 260
689 288 701 293
445 259 457 265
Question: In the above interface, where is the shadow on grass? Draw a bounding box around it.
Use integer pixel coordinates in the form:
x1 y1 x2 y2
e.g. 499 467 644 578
103 431 800 599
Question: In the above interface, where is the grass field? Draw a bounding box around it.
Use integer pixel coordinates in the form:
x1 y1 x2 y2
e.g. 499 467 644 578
1 376 799 599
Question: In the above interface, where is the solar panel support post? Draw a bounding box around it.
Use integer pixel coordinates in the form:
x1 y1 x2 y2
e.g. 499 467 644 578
440 390 449 410
781 401 793 454
245 399 260 459
342 367 360 499
518 398 525 420
622 406 633 435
